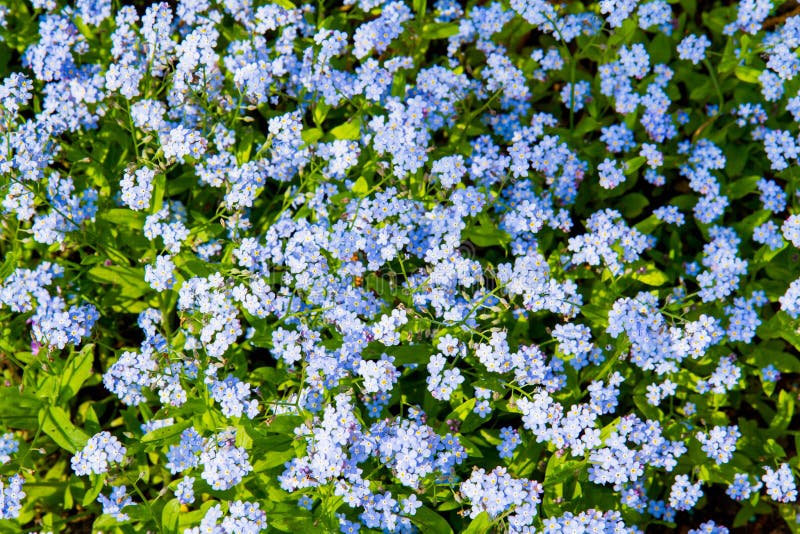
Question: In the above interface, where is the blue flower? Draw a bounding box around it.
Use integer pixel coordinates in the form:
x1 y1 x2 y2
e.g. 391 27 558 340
97 486 135 521
677 34 711 64
762 464 798 503
71 432 126 476
0 475 25 519
669 475 703 511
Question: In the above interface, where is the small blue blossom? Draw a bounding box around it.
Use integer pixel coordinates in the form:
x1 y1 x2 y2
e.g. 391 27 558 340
0 475 25 519
782 214 800 248
298 495 313 511
0 434 19 465
497 427 521 459
175 477 195 505
696 425 740 465
71 432 126 476
144 255 176 292
561 80 591 111
598 158 626 189
761 364 781 383
780 278 800 319
120 167 155 211
97 485 135 521
677 34 711 64
669 475 703 511
727 473 761 501
762 463 798 503
654 205 684 226
753 221 784 250
460 466 543 527
756 178 787 212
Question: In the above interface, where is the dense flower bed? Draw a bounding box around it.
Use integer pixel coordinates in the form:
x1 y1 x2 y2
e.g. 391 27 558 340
1 0 800 532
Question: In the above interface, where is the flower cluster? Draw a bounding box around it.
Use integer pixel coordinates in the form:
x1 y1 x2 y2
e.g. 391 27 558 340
0 475 25 520
0 0 799 532
97 486 135 521
696 426 740 465
460 467 543 530
71 432 126 476
184 502 267 534
762 464 798 503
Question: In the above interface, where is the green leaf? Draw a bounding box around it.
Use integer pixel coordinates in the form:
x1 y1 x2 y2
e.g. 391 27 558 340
151 172 166 214
471 377 506 394
678 0 696 18
383 343 434 365
574 116 601 137
235 129 255 163
313 101 330 126
544 455 584 488
725 145 750 177
649 33 673 64
175 255 217 278
462 512 492 534
421 22 459 39
0 387 41 430
268 502 316 532
725 175 760 200
162 498 181 534
607 18 637 47
94 512 135 529
758 314 800 353
734 66 761 83
635 214 662 234
352 176 369 195
82 474 105 507
764 438 786 458
769 390 794 433
167 171 198 195
330 119 361 140
616 193 649 218
457 434 484 458
0 249 20 280
271 0 296 9
98 209 145 229
743 343 800 373
252 436 296 471
581 303 609 328
265 415 304 434
631 265 670 286
733 502 756 528
142 420 191 445
58 344 94 404
624 156 647 175
39 406 90 453
464 216 511 248
718 37 739 74
301 127 323 145
689 80 713 101
441 398 482 434
365 273 401 302
87 264 150 298
411 506 453 534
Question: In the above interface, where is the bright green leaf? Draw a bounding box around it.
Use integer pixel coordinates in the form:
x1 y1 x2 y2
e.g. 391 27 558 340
39 406 90 453
330 119 361 140
734 66 761 83
58 344 94 404
411 506 453 534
